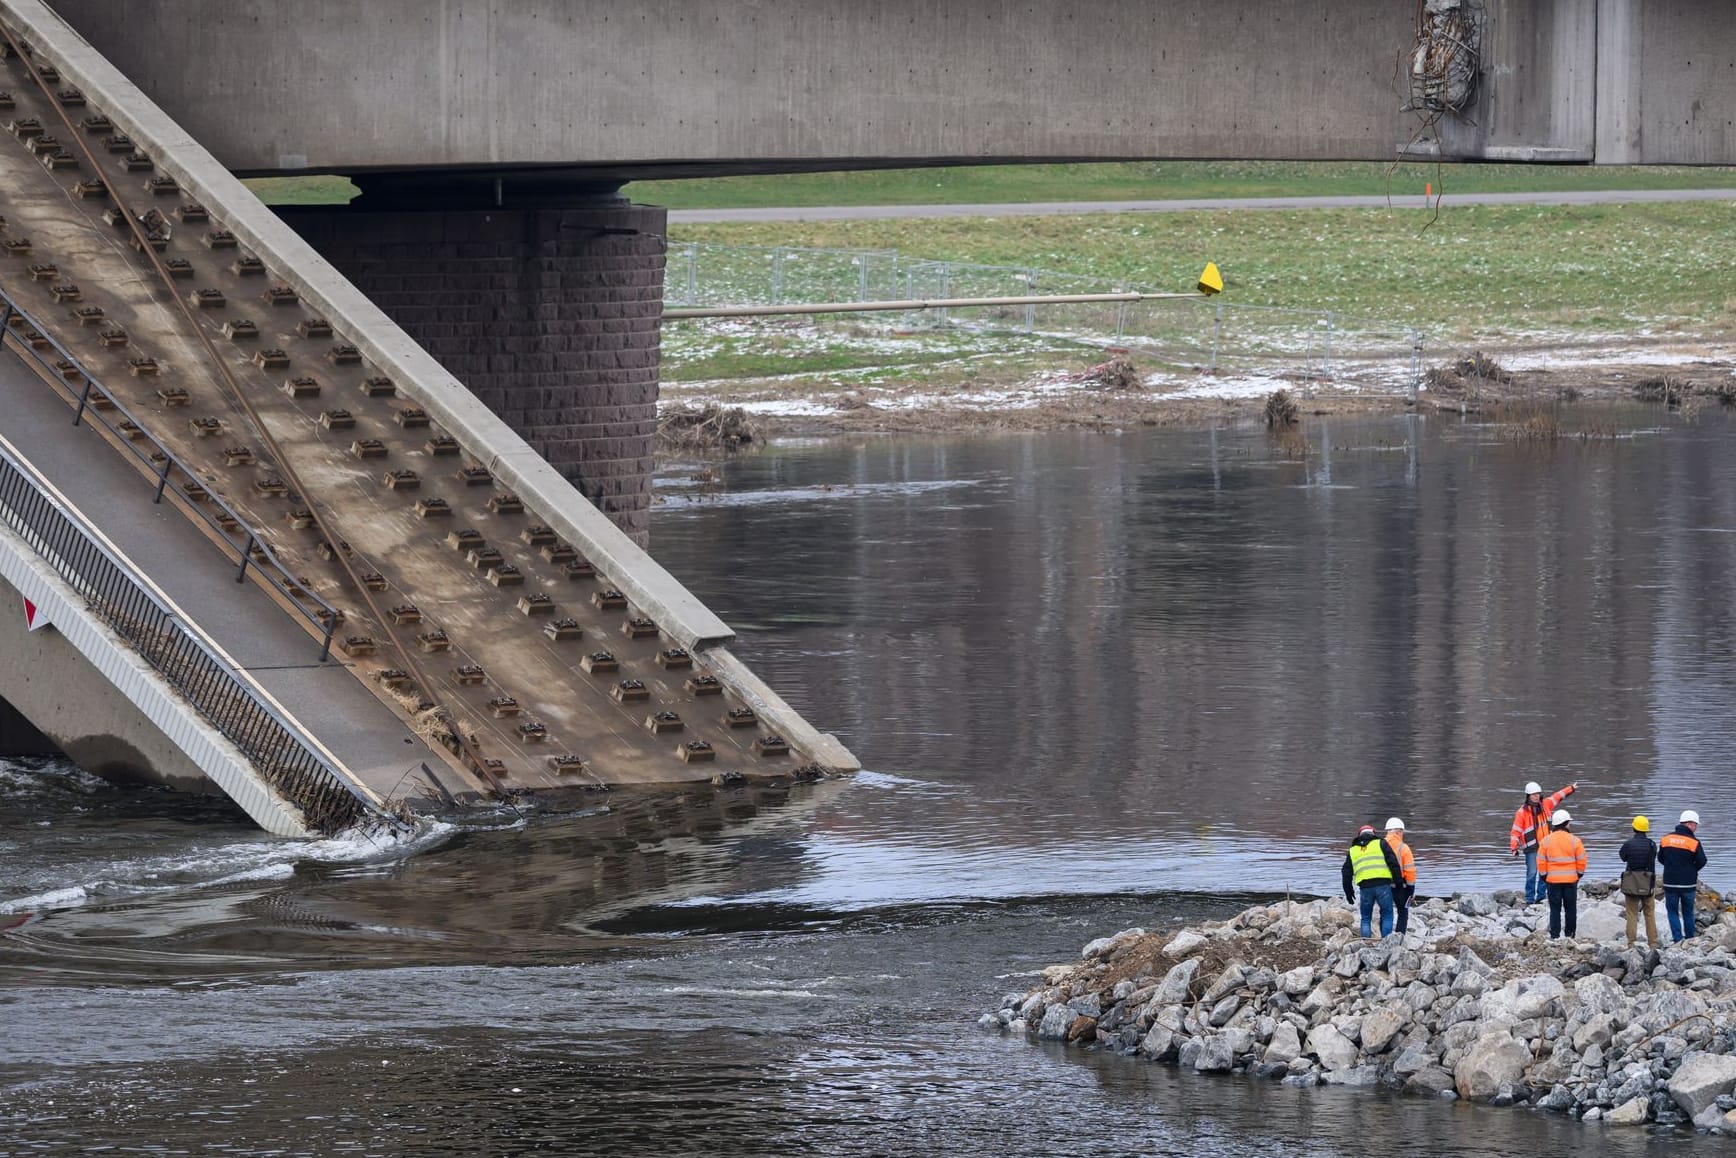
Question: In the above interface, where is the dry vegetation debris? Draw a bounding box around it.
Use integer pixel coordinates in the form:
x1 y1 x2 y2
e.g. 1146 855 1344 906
657 404 759 452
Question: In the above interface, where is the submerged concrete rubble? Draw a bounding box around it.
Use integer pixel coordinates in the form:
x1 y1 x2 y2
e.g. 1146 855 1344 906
983 885 1736 1132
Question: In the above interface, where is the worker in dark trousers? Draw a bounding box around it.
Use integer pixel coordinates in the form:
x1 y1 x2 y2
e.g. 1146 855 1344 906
1342 824 1406 938
1510 780 1578 904
1660 810 1708 942
1538 809 1586 939
1383 817 1417 935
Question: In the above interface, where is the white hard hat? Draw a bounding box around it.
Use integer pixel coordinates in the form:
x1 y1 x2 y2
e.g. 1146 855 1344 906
1524 782 1543 795
1551 809 1571 826
1682 810 1701 825
1385 817 1405 831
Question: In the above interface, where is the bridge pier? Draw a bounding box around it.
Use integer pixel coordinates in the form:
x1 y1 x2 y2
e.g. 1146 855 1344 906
283 196 665 545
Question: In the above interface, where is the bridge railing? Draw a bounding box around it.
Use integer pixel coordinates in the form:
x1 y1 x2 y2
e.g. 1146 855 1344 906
0 429 379 835
0 288 343 661
664 244 1425 393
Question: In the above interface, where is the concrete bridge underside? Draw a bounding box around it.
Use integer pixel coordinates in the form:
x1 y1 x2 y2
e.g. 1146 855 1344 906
46 0 1736 181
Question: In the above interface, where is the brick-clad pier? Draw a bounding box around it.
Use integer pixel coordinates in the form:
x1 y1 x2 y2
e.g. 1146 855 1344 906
286 202 666 544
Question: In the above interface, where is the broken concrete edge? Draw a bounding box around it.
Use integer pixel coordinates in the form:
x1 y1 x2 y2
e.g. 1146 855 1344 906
2 0 735 651
0 518 317 837
699 646 860 773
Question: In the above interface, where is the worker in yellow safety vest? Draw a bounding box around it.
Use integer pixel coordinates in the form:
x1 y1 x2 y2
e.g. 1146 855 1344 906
1341 824 1406 938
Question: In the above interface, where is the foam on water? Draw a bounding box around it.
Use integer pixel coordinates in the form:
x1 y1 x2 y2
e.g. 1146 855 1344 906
0 817 457 914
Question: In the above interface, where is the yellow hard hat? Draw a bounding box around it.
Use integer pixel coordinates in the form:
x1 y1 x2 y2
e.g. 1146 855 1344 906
1633 815 1650 832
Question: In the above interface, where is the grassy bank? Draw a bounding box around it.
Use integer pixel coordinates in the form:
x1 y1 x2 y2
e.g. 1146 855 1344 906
628 161 1736 210
243 175 357 205
245 163 1736 211
236 167 1736 409
672 201 1736 336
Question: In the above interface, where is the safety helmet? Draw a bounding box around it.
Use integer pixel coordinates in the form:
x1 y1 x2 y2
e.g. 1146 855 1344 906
1633 815 1650 833
1385 817 1405 831
1524 781 1543 795
1551 809 1571 826
1681 810 1701 825
1357 824 1376 835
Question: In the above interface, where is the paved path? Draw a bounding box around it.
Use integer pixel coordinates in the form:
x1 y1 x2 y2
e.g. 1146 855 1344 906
669 188 1736 224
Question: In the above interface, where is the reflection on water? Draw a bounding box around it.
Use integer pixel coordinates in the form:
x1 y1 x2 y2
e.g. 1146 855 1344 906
7 411 1736 1153
658 411 1736 896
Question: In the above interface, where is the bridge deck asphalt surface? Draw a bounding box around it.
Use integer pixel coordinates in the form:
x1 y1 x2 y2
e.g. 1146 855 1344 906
0 351 433 799
666 188 1736 223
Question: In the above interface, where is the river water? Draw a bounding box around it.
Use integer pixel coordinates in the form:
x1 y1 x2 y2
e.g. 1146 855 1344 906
7 409 1736 1154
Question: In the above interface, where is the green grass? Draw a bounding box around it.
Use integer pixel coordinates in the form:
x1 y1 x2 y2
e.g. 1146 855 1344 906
666 343 928 382
242 161 1736 212
672 201 1736 334
628 161 1736 210
242 175 358 205
234 165 1736 348
662 325 1063 383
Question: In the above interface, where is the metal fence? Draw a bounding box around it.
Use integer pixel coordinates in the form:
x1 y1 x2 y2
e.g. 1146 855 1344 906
665 243 1426 393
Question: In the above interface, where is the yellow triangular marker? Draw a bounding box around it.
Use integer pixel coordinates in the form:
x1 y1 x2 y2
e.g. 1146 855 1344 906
1197 262 1223 296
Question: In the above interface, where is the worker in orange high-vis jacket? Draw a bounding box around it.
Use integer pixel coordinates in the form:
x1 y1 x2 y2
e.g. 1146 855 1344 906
1538 809 1588 939
1384 818 1417 934
1510 779 1579 904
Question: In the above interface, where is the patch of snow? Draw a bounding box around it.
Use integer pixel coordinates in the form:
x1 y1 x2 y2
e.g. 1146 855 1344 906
728 399 839 417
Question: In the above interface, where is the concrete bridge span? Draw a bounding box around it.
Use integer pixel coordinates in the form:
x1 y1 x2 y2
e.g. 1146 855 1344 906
27 0 1735 542
45 0 1736 182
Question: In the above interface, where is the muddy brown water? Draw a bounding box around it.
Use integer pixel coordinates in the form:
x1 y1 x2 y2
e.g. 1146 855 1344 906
6 408 1736 1154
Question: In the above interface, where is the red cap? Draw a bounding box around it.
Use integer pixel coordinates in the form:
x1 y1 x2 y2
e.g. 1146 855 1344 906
1358 825 1376 835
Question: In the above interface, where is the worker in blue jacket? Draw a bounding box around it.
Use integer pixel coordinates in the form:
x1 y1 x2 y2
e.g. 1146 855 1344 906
1659 810 1709 941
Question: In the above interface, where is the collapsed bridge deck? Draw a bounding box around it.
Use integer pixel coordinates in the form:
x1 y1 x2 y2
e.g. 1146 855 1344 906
0 0 855 833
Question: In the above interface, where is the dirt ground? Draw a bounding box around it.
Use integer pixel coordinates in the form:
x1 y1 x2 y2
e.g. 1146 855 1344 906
658 341 1736 449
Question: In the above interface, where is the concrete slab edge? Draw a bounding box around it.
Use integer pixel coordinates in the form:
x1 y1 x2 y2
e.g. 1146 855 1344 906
700 647 860 773
0 520 315 837
0 0 734 649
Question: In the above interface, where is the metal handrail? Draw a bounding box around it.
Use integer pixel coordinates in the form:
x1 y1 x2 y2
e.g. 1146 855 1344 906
0 286 342 661
0 431 379 834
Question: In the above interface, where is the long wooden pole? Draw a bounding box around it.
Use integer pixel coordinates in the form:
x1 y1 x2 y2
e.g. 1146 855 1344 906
662 291 1193 319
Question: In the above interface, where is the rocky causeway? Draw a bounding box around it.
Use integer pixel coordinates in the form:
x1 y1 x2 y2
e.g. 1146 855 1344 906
983 884 1736 1132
